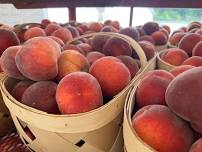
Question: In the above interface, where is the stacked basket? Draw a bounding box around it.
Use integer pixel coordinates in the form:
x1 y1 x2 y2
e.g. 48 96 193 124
0 32 156 152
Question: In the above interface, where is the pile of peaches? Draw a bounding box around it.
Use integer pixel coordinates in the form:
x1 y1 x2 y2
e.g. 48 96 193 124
161 21 202 69
131 21 202 152
0 19 170 115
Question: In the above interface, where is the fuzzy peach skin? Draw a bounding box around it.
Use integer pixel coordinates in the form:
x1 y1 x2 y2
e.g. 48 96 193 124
189 138 202 152
138 41 155 60
89 56 131 97
86 51 105 65
161 48 189 66
192 41 202 57
15 37 61 81
57 50 90 80
103 37 132 56
166 67 202 133
136 70 174 108
169 32 186 46
119 27 140 41
132 105 194 152
182 56 202 67
117 55 139 78
51 27 73 43
45 23 61 35
91 35 110 52
0 29 20 55
151 31 168 45
170 65 195 77
22 81 59 114
24 27 46 41
178 33 202 56
56 72 103 114
142 22 159 35
11 80 34 101
0 46 26 80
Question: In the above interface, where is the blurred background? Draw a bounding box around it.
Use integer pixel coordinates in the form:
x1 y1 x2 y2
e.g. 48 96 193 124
0 4 201 31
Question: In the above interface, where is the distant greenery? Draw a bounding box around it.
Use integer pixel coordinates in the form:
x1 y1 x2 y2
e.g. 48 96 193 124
153 8 202 22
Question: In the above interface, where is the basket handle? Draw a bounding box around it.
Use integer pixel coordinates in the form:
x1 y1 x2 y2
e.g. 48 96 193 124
66 32 148 69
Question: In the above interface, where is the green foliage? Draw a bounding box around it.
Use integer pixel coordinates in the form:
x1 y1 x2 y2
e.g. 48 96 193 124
153 8 202 22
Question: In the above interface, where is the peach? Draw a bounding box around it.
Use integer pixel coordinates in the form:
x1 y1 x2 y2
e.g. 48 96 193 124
139 35 155 45
192 41 202 57
16 28 26 42
48 36 64 47
161 48 189 66
86 51 105 65
101 26 118 32
66 26 80 38
138 41 155 60
0 29 20 55
56 72 103 114
103 37 132 56
119 27 140 41
22 81 59 114
41 19 51 27
63 44 85 55
111 20 120 30
166 67 202 133
180 26 188 32
0 46 26 80
189 138 202 152
151 31 168 45
189 28 200 33
169 32 186 46
15 37 61 81
57 50 89 80
77 43 92 54
137 27 146 37
117 55 139 78
88 22 103 32
45 23 61 35
143 22 159 35
11 80 34 101
91 35 110 52
170 65 195 77
76 27 84 35
89 56 131 97
51 27 73 43
78 24 89 33
188 22 201 31
182 56 202 67
136 70 174 108
195 29 202 35
104 20 112 26
178 33 202 56
132 105 194 152
24 27 46 41
162 25 171 34
159 28 169 40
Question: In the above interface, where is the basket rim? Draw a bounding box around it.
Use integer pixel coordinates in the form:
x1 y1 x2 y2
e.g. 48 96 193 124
157 49 176 68
123 74 157 152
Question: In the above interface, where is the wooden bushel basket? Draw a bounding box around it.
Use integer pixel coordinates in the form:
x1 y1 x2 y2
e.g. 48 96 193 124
123 62 158 152
157 50 175 71
0 73 15 137
1 32 155 152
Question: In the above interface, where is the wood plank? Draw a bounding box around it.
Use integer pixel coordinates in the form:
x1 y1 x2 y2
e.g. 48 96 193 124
0 0 202 8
